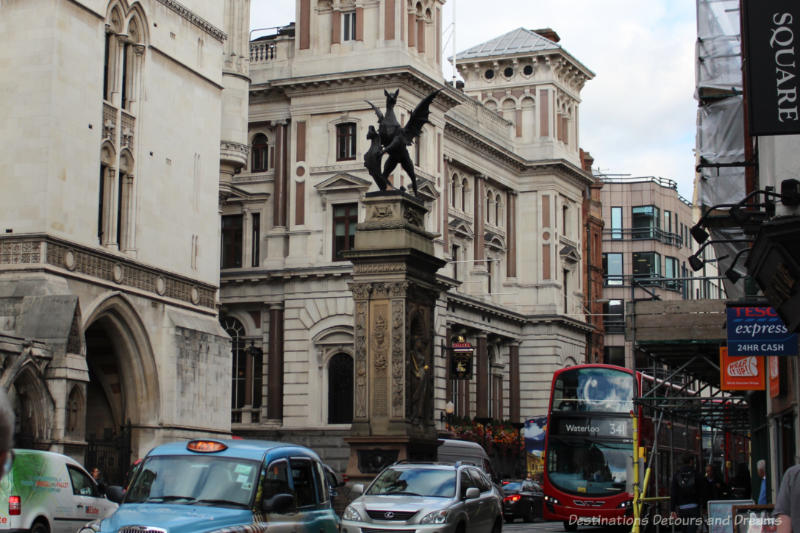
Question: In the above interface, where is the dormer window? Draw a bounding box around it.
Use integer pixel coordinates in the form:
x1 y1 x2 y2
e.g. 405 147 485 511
342 11 356 41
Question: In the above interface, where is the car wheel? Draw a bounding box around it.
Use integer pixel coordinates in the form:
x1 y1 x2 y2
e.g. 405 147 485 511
31 519 50 533
564 520 578 532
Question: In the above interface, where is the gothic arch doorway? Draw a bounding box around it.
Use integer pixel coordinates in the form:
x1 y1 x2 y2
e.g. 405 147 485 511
82 294 159 484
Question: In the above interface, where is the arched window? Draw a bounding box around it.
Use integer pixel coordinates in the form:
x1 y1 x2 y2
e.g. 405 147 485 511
461 178 468 211
251 133 268 172
495 194 502 227
328 353 353 423
219 316 262 423
450 174 457 208
486 191 492 223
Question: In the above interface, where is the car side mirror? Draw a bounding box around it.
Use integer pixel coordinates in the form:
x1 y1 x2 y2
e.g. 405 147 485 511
261 493 295 514
106 485 125 504
465 487 480 500
351 483 364 495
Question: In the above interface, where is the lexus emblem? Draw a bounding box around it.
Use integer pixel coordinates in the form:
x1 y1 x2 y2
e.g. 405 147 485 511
384 512 395 519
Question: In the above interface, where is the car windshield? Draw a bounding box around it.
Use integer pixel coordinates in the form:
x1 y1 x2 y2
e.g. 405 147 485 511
546 438 630 496
367 467 456 498
125 455 260 508
503 482 522 492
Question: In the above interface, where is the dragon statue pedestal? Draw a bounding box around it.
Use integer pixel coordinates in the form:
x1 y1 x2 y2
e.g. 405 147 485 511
343 190 446 483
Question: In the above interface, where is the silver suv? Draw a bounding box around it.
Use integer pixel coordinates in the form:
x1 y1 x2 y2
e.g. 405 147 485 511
340 462 503 533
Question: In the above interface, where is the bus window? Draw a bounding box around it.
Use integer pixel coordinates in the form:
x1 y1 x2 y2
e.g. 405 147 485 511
552 367 634 413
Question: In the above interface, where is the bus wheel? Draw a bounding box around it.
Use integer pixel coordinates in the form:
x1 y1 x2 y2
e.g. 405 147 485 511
564 521 578 532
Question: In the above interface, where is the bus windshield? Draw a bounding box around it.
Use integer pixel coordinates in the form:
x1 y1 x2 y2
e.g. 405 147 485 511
552 367 634 413
546 438 630 496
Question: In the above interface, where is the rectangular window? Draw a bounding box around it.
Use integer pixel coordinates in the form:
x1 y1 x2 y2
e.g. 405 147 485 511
665 256 679 291
611 207 622 239
221 215 243 269
603 300 625 334
487 259 493 294
251 213 260 267
632 251 661 285
451 244 460 280
602 252 624 286
631 205 660 239
342 11 356 41
336 123 356 161
333 203 358 261
604 346 625 366
664 210 671 234
563 268 569 312
290 458 318 507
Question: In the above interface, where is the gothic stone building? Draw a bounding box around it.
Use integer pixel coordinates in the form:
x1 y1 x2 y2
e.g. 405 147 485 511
0 0 251 479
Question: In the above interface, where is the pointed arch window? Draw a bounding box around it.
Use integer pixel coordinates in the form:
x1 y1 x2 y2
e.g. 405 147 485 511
328 353 353 423
251 133 269 172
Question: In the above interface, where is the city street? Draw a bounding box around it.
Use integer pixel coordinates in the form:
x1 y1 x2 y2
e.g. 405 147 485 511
505 520 567 532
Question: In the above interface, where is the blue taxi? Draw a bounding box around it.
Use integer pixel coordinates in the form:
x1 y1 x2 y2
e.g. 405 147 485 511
79 439 340 533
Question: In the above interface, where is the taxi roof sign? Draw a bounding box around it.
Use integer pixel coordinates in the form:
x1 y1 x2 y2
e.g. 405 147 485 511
186 440 228 453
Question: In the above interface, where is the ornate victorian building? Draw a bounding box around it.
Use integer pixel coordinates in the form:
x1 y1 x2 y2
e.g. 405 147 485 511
0 0 251 479
220 1 597 468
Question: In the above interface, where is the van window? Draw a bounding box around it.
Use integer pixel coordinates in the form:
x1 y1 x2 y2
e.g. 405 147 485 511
290 458 317 508
68 466 98 497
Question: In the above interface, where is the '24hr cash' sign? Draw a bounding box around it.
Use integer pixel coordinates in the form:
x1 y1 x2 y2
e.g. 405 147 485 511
726 306 798 356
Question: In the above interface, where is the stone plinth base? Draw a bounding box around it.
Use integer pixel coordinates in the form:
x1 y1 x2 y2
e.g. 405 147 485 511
344 435 439 483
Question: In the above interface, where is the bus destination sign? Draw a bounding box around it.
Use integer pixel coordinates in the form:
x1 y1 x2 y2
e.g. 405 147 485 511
552 417 630 438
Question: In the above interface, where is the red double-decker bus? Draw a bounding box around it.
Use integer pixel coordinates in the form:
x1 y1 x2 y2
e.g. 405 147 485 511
542 364 639 530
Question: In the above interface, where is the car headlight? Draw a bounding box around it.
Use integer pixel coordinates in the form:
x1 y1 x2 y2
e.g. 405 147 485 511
79 521 102 533
420 509 449 524
343 505 364 521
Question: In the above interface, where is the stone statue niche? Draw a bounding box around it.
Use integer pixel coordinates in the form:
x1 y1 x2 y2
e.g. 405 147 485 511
364 88 441 197
406 305 433 430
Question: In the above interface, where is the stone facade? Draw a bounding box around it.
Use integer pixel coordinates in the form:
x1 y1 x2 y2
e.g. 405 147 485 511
0 0 244 476
219 1 596 473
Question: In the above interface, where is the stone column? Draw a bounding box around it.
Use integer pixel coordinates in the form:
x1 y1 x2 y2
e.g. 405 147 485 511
509 343 520 423
344 191 446 482
267 304 284 421
476 334 488 419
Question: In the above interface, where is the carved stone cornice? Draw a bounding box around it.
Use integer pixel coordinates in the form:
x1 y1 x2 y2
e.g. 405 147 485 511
0 235 217 311
154 0 227 42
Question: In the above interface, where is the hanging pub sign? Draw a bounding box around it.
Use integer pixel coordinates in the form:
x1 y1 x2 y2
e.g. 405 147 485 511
449 340 473 380
742 0 800 135
726 305 798 356
720 347 765 391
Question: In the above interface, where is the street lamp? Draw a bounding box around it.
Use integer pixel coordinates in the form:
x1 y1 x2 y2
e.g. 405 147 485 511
440 400 454 430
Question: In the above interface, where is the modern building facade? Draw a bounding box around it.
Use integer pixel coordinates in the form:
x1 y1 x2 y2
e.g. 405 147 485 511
219 1 597 468
0 0 251 478
598 176 725 368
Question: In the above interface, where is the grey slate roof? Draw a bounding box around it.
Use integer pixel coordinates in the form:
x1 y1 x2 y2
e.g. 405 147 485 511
455 27 561 60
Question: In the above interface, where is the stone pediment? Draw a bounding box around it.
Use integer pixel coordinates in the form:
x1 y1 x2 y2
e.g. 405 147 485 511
315 173 371 193
416 179 439 203
559 243 581 264
448 218 473 239
484 231 506 251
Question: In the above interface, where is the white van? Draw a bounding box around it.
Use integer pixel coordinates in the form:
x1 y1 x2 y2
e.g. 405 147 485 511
437 439 497 481
0 449 118 533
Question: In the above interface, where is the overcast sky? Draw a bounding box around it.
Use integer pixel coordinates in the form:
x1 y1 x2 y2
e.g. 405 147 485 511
250 1 698 200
